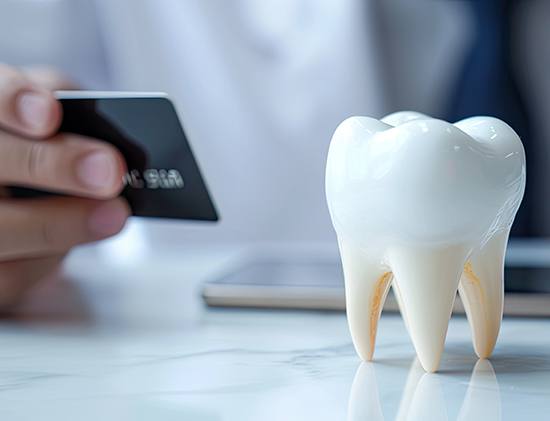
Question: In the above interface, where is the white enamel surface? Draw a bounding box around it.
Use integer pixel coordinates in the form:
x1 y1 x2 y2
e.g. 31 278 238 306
326 112 526 372
0 243 548 420
326 113 525 248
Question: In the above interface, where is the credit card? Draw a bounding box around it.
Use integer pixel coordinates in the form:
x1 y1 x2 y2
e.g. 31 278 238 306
10 92 219 221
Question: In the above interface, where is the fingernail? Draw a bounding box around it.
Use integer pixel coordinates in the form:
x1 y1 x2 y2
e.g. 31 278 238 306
16 91 52 131
88 201 129 237
76 151 118 191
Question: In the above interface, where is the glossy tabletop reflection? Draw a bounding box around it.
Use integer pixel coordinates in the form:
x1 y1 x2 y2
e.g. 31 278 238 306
0 226 549 420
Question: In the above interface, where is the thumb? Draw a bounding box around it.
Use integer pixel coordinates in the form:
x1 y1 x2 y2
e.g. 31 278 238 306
0 64 62 138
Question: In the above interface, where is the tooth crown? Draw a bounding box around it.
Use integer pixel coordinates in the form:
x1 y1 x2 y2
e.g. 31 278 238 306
326 113 525 249
326 112 526 372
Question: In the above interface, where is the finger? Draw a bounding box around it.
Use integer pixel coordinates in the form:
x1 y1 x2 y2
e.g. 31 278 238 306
0 197 130 260
0 254 65 311
0 64 62 138
22 66 79 91
0 132 126 198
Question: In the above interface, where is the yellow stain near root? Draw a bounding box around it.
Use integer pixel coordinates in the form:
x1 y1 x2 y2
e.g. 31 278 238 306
463 261 480 285
463 261 487 306
368 272 392 360
463 261 495 358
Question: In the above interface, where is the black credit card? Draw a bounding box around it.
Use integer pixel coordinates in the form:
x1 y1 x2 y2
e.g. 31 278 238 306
10 92 218 221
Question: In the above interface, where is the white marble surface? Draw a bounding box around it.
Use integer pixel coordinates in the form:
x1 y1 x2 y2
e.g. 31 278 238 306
1 226 550 420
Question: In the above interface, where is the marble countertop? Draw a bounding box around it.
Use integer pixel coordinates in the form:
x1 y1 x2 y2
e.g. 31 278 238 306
1 225 549 420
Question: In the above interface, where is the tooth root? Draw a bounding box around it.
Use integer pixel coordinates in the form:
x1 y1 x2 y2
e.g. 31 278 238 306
392 281 410 333
459 231 508 359
339 240 392 361
389 245 468 372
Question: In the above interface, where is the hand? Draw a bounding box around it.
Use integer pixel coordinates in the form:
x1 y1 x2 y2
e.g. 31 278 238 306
0 64 129 310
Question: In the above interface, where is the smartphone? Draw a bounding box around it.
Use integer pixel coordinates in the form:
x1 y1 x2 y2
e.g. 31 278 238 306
202 257 550 316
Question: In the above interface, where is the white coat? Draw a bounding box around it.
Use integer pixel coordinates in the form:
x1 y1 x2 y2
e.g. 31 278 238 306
1 0 549 246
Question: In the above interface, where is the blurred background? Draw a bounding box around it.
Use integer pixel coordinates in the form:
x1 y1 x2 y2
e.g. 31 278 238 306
1 3 550 417
1 0 549 249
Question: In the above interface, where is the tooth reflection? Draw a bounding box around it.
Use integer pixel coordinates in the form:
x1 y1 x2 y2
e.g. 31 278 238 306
395 359 447 421
457 360 501 421
347 363 384 421
347 360 501 421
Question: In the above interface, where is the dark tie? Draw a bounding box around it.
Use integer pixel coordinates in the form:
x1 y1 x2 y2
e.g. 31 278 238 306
446 0 534 237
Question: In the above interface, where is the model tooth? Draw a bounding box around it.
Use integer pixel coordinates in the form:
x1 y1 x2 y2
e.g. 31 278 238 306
388 245 468 372
326 113 525 372
339 240 392 361
459 230 508 359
